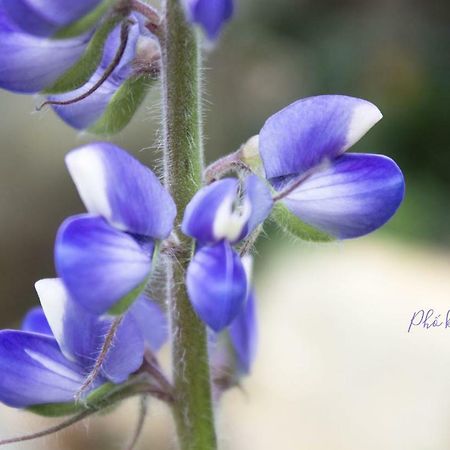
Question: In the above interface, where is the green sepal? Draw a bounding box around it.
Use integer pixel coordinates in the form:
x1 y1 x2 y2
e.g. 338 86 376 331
26 383 117 418
88 75 157 135
43 14 123 94
108 278 148 316
54 0 116 39
272 202 334 242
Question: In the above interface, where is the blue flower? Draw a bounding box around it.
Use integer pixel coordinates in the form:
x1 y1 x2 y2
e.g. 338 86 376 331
55 143 176 315
258 95 405 240
182 0 233 40
182 175 272 331
0 1 160 132
0 278 166 408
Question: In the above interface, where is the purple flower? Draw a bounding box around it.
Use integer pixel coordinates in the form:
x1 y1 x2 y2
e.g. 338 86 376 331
0 2 160 132
259 95 405 240
182 175 272 331
55 143 176 315
182 0 233 40
0 278 166 408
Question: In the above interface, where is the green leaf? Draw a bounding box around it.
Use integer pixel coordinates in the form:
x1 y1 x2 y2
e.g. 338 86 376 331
43 14 123 94
272 202 334 242
54 0 116 39
88 75 157 135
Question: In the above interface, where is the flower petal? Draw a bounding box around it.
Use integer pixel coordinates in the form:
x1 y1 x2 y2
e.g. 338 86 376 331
186 241 248 331
243 175 273 237
259 95 383 180
182 178 241 243
55 214 152 315
21 307 52 335
35 278 145 384
128 296 168 352
0 331 86 407
183 0 233 40
0 28 90 93
229 290 258 375
2 0 102 36
281 153 405 239
65 144 176 239
49 20 142 129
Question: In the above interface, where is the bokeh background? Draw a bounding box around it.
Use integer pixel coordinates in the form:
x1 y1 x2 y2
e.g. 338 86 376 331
0 0 449 449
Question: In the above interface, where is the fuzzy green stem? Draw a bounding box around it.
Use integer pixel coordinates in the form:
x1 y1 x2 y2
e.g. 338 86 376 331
161 1 217 449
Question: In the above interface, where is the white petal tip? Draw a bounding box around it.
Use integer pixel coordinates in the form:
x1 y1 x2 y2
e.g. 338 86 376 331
345 102 383 150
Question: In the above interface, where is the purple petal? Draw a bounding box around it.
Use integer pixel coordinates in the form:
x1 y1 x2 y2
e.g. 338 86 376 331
65 143 176 239
128 296 168 352
0 26 89 93
49 20 141 129
35 278 145 384
55 214 152 315
2 0 102 36
229 290 258 375
281 153 405 239
183 0 233 40
182 178 240 243
21 307 52 336
242 175 273 237
186 241 248 332
0 331 86 407
259 95 383 180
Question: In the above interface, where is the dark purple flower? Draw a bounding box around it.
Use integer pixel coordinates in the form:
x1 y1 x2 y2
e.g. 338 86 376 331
182 0 233 40
259 95 405 240
0 278 166 408
55 143 176 315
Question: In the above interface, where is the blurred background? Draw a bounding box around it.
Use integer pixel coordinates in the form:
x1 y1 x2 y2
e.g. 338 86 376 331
0 0 449 448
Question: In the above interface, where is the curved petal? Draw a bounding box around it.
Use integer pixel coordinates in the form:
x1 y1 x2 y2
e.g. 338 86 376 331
241 175 273 238
186 241 248 332
2 0 102 36
229 290 258 375
281 153 405 239
21 307 52 335
182 178 240 243
0 331 87 408
0 28 90 93
259 95 383 180
128 296 168 352
55 214 152 315
183 0 233 40
35 278 145 384
65 144 176 239
49 20 142 129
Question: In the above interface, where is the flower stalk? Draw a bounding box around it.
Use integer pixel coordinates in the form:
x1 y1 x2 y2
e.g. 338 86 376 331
161 1 217 449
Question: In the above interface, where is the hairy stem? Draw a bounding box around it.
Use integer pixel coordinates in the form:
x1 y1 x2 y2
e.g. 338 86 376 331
161 1 217 449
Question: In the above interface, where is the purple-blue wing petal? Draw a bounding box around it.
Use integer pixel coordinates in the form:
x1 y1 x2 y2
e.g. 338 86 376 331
281 153 405 239
183 0 233 40
0 331 86 408
55 214 152 315
49 20 141 129
186 241 248 332
65 144 176 239
0 25 89 93
1 0 102 36
259 95 383 180
229 290 258 375
241 175 273 238
21 307 52 336
182 178 239 243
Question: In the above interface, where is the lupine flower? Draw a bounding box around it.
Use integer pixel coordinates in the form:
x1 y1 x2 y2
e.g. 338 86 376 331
182 0 234 40
257 95 405 240
0 278 166 409
55 143 176 315
0 1 160 133
182 175 272 331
